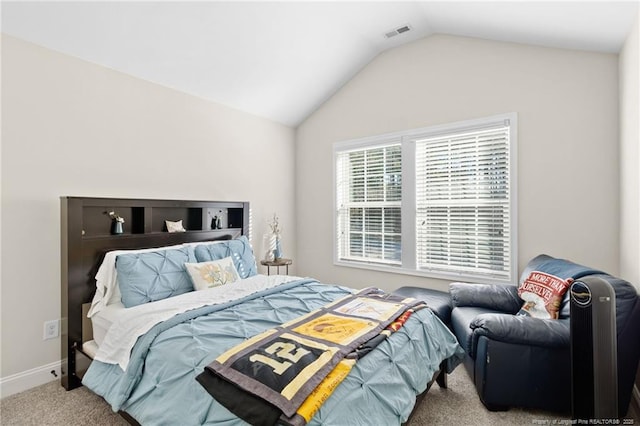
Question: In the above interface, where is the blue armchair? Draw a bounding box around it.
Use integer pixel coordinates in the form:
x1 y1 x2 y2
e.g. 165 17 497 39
449 254 640 415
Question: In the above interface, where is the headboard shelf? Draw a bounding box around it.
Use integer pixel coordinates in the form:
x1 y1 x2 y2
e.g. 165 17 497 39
81 228 243 240
61 197 250 390
77 198 247 238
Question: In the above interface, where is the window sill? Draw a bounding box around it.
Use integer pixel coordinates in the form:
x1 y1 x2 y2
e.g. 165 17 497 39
333 259 515 285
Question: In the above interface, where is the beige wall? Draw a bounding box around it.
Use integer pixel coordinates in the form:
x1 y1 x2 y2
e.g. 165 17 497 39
296 34 619 293
619 9 640 405
0 35 296 381
620 10 640 291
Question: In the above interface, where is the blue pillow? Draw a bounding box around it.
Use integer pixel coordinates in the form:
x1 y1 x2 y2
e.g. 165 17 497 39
194 236 257 279
116 246 196 308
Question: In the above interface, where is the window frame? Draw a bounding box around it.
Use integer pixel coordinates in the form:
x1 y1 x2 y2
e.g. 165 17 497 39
333 113 518 284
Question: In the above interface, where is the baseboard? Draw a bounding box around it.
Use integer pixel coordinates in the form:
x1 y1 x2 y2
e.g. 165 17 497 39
0 360 62 399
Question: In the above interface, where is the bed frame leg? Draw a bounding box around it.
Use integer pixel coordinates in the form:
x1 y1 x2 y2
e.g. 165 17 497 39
435 361 448 388
435 370 447 388
61 345 82 391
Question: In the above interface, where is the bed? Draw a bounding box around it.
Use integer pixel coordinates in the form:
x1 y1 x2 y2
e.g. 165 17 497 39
60 197 464 426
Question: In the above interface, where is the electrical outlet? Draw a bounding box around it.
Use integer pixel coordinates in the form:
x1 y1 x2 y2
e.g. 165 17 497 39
43 319 59 340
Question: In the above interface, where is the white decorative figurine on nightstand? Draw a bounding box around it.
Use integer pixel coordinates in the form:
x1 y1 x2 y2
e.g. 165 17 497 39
264 212 283 261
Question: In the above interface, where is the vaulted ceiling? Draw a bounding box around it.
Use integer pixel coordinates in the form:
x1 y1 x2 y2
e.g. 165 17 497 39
2 1 637 127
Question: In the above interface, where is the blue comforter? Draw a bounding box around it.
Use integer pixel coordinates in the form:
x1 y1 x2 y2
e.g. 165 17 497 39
83 279 464 425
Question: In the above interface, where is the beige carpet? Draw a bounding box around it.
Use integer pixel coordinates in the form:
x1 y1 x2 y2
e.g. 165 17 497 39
1 366 637 425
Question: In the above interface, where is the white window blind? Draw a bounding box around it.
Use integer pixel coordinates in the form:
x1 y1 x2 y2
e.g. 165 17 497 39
415 125 512 279
336 144 402 265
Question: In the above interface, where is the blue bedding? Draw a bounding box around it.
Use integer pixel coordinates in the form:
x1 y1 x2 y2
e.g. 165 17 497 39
83 279 464 425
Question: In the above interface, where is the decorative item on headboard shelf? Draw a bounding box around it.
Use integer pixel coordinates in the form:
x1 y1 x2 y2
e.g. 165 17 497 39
209 209 224 229
165 219 186 233
105 211 125 235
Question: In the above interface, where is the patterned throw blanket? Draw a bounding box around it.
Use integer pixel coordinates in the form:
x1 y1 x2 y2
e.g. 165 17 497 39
196 288 424 426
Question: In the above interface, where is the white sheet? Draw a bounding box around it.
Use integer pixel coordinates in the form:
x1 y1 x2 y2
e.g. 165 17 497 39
94 274 301 371
82 340 99 359
91 302 125 346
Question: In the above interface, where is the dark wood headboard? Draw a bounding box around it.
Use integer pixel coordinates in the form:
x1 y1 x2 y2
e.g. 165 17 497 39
60 197 250 390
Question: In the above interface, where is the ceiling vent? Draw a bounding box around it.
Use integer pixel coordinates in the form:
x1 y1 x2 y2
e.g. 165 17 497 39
385 24 411 39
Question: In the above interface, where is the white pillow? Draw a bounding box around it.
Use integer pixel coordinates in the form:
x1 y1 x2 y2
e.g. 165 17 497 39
184 257 240 291
166 219 186 233
182 239 225 247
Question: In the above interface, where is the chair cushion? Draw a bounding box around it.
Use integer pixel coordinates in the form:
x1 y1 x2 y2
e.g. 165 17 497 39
450 283 521 313
451 306 496 356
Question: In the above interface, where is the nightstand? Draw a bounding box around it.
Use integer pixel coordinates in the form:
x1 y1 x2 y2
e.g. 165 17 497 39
260 258 292 275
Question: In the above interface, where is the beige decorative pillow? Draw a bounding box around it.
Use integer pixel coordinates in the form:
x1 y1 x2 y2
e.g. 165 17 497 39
184 257 240 290
166 220 186 233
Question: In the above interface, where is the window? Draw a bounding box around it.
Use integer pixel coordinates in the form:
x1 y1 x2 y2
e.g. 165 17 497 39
415 126 512 279
334 114 517 283
336 143 402 264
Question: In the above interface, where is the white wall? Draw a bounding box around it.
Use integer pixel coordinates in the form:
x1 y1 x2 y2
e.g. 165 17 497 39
0 35 296 392
618 8 640 402
296 34 619 293
620 10 640 292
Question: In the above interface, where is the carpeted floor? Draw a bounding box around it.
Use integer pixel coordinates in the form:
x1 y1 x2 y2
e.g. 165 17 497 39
1 366 637 425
